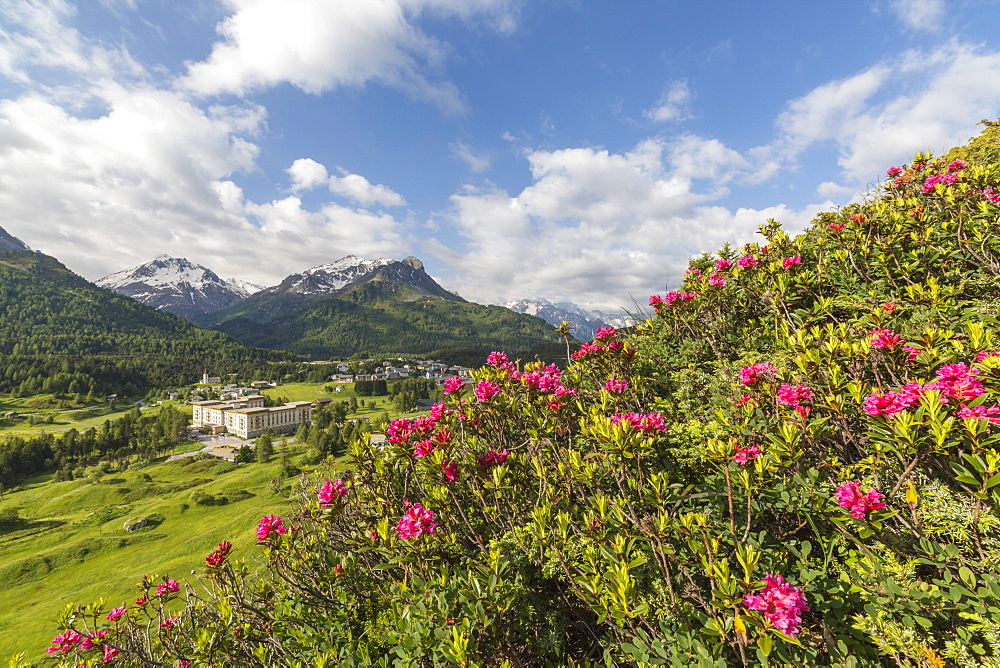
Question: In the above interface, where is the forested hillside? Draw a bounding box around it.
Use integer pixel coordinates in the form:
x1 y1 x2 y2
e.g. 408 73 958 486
31 122 1000 667
0 250 297 397
216 291 567 361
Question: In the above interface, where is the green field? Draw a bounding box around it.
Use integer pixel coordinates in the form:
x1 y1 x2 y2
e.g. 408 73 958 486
0 399 190 436
0 448 326 660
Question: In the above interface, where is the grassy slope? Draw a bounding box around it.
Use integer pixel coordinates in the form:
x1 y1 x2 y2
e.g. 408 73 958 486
0 452 318 659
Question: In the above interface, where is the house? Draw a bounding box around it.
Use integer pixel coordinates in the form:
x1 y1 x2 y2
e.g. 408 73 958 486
191 395 313 439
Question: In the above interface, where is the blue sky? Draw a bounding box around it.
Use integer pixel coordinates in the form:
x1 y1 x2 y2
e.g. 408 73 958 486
2 0 1000 311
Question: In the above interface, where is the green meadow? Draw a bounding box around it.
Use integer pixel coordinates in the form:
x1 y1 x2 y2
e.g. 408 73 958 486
0 448 321 660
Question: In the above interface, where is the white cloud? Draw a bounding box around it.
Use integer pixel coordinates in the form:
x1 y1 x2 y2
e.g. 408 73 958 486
450 141 492 173
287 157 329 192
435 139 829 311
766 42 1000 183
328 170 406 208
885 0 945 32
645 80 693 123
181 0 520 114
0 0 142 85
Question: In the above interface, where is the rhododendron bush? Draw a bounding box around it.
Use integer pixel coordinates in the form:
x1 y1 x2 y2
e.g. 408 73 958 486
31 123 1000 666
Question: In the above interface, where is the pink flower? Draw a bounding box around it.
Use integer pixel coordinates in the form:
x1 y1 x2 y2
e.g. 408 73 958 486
737 255 758 268
441 460 459 483
256 514 288 543
648 294 663 307
205 541 232 568
474 380 501 402
708 272 727 287
828 223 845 232
869 328 905 350
413 440 439 458
887 166 903 177
835 481 886 519
595 326 617 340
517 364 564 392
947 159 968 172
736 393 756 406
157 578 179 597
611 412 668 433
777 384 812 407
976 349 1000 362
882 302 897 312
983 187 1000 205
387 418 416 444
47 630 82 654
395 503 438 539
936 362 978 383
485 351 516 373
957 404 1000 423
106 605 126 622
443 376 465 394
743 573 809 636
571 342 605 359
849 214 864 224
716 259 732 271
159 616 178 630
478 449 509 468
103 646 120 662
318 479 348 505
782 256 802 269
738 362 777 386
733 445 761 465
863 391 906 416
604 378 629 393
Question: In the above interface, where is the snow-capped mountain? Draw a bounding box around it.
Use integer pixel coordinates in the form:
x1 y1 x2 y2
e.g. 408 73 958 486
277 255 396 295
203 255 464 327
97 255 258 320
500 298 638 341
0 225 30 252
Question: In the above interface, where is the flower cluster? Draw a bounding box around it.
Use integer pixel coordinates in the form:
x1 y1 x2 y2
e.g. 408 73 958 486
737 254 759 268
649 291 698 309
474 380 501 402
743 573 809 636
707 272 727 287
318 479 348 505
782 256 802 269
739 362 777 386
477 449 509 468
611 412 668 433
205 541 232 568
776 383 812 407
869 328 904 350
733 444 761 465
485 351 517 374
395 502 438 539
256 514 288 543
156 578 179 597
443 376 465 394
604 377 628 393
834 481 886 519
957 404 1000 423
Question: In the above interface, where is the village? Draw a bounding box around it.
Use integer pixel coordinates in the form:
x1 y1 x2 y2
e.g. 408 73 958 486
184 359 473 456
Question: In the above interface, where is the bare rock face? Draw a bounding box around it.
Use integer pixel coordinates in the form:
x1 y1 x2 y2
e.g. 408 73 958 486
402 256 423 271
123 517 150 532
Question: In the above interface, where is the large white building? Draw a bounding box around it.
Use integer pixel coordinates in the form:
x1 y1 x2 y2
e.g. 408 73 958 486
191 395 313 439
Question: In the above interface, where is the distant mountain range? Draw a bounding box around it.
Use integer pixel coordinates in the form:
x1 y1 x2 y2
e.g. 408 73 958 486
199 255 565 362
0 229 294 397
97 255 262 320
0 230 620 367
499 298 638 341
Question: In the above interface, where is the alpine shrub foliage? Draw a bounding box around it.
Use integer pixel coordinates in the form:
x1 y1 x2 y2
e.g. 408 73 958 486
34 123 1000 666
